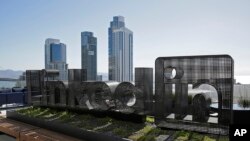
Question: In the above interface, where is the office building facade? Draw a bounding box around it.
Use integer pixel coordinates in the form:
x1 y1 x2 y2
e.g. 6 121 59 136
108 16 133 82
45 38 68 80
81 32 97 80
97 75 102 81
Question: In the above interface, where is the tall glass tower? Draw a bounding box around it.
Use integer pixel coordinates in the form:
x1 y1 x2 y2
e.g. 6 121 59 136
108 16 133 82
81 32 97 80
45 38 68 80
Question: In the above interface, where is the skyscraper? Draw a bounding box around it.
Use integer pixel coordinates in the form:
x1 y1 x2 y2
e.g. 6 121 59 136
45 38 68 80
81 32 97 80
108 16 133 82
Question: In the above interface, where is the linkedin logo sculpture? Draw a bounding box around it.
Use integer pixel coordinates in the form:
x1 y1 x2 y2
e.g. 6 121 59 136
26 55 234 129
155 55 234 125
26 68 152 115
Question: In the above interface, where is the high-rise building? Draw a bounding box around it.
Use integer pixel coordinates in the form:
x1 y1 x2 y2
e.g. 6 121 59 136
45 38 68 80
108 16 133 82
97 75 102 81
81 32 97 80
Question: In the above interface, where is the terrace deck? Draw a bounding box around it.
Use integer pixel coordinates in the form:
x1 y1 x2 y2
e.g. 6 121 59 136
0 118 82 141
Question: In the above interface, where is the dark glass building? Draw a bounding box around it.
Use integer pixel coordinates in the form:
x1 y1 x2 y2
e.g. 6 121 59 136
50 43 66 62
45 38 68 80
81 32 97 80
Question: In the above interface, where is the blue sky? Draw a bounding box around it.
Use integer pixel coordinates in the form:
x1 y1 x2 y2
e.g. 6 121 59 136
0 0 250 82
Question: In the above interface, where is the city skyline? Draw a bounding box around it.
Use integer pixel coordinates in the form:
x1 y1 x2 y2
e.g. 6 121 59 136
0 0 250 83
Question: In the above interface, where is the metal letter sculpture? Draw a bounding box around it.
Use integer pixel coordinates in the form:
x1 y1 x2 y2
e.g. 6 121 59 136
26 69 147 114
26 55 234 134
155 55 234 126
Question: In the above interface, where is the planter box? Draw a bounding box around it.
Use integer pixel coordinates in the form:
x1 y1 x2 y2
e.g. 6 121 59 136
7 110 130 141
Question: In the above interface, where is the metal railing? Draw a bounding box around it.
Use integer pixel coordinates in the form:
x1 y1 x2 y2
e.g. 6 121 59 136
0 92 27 110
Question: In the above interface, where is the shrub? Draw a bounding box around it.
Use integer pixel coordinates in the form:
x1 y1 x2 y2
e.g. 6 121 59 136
190 132 204 141
218 136 229 141
138 135 155 141
128 125 154 140
238 97 250 108
113 128 130 138
175 131 190 141
203 136 216 141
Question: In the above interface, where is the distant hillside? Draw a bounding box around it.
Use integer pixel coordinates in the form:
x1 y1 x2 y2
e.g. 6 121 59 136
0 69 24 79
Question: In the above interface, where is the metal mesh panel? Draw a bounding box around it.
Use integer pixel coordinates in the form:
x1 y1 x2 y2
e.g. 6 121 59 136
114 82 143 114
68 69 87 107
192 93 211 122
174 84 188 119
135 68 154 115
45 81 68 107
26 70 44 105
80 81 120 111
155 55 234 127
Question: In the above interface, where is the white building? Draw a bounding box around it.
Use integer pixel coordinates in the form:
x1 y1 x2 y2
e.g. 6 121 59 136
108 16 133 82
